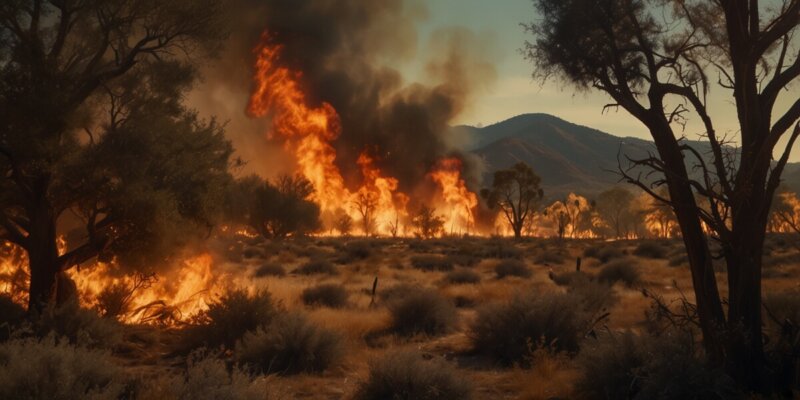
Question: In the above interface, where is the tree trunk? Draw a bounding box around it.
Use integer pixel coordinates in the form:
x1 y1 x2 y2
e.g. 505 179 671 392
26 209 61 314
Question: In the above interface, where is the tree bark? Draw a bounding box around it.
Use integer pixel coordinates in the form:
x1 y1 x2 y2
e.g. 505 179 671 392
26 204 61 314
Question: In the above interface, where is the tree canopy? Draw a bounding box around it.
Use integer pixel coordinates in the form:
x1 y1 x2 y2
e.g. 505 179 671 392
481 162 544 238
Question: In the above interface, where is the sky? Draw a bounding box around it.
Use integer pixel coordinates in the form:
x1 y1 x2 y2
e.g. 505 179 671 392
409 0 799 161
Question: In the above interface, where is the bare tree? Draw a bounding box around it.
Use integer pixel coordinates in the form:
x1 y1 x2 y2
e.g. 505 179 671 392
481 162 544 238
354 191 378 237
526 0 800 390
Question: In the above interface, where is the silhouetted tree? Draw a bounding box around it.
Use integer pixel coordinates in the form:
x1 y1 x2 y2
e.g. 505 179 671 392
525 0 800 390
481 162 544 238
235 174 321 239
334 211 354 237
0 0 228 312
411 205 444 239
595 187 636 238
354 192 378 237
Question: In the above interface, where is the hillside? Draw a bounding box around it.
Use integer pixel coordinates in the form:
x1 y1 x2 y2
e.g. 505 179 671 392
465 113 800 198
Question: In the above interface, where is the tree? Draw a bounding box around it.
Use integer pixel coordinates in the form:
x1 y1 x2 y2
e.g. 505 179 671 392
354 191 378 237
596 187 636 238
333 210 353 237
481 162 544 238
237 174 321 239
0 0 227 312
526 0 800 390
411 205 445 239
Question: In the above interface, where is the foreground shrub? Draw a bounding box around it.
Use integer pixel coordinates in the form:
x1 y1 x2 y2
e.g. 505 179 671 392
495 260 532 279
633 241 669 259
586 245 626 263
236 313 343 375
576 332 742 400
388 288 457 336
481 241 523 259
295 259 337 275
0 336 126 400
301 284 349 308
567 277 616 313
533 249 565 265
354 350 472 400
0 295 25 338
444 253 481 268
135 351 263 400
35 300 122 349
470 292 590 365
444 269 481 284
410 255 454 272
254 262 285 277
597 259 640 286
185 289 278 350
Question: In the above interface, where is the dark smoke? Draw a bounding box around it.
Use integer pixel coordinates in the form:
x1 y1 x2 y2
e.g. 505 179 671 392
190 0 496 193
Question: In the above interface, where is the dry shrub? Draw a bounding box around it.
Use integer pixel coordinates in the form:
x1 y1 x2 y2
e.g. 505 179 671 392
495 260 532 279
236 313 343 375
410 255 454 272
0 295 25 338
585 245 626 263
254 262 285 277
339 240 374 262
633 241 669 259
567 277 616 313
534 249 565 265
444 253 481 268
481 240 523 259
576 332 742 400
388 288 457 336
667 252 688 267
134 350 264 400
0 335 126 400
597 258 640 287
301 283 349 308
470 292 590 365
354 350 472 400
295 259 337 275
34 300 123 349
550 270 590 286
184 289 278 350
444 268 481 284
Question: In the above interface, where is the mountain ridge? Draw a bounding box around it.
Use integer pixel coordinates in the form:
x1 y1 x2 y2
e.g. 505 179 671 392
463 113 800 199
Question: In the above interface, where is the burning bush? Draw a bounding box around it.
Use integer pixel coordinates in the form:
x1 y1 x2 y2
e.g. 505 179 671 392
0 336 126 399
301 284 349 308
184 289 279 350
469 292 590 365
236 313 343 375
495 260 532 279
133 350 264 400
388 288 457 336
597 259 640 287
354 350 472 400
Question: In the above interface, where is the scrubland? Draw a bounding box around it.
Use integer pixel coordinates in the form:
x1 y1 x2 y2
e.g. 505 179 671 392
1 234 799 399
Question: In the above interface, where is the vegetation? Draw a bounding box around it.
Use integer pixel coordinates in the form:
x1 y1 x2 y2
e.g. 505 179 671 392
184 290 278 350
301 284 349 308
411 205 446 239
388 288 457 336
354 350 472 400
526 0 800 390
494 259 532 279
597 259 641 287
236 313 343 375
481 162 544 238
444 269 481 284
231 174 321 239
470 292 591 365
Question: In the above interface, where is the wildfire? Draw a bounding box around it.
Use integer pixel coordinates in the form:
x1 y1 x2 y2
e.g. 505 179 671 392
247 33 478 236
0 239 248 325
429 158 477 235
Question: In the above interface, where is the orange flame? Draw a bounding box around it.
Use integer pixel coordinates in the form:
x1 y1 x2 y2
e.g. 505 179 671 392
429 158 477 235
247 34 479 236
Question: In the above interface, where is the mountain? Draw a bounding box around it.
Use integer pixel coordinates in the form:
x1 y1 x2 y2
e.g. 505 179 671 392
465 113 800 199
